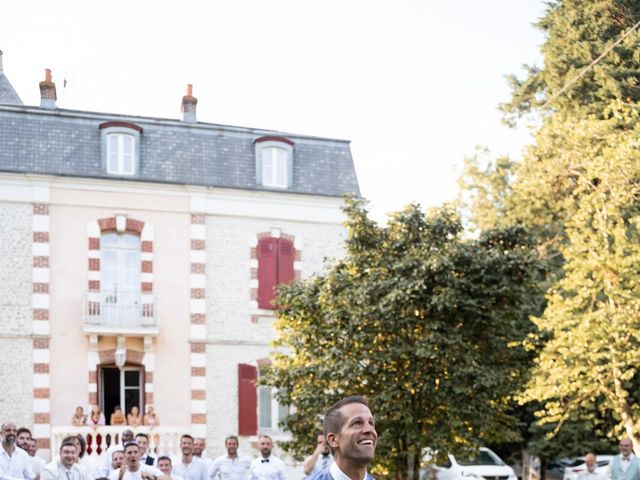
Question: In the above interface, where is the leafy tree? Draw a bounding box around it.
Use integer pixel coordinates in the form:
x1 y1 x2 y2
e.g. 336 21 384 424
262 197 541 480
458 0 640 458
501 0 640 124
522 106 640 452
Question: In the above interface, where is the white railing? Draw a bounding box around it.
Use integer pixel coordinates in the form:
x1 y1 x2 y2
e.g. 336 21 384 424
51 426 185 461
84 290 156 329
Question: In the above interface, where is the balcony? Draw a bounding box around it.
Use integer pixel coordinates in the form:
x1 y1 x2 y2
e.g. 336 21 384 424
51 426 183 461
84 290 159 336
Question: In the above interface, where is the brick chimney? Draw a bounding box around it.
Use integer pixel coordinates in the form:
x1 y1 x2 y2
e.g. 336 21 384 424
39 69 56 109
181 84 197 123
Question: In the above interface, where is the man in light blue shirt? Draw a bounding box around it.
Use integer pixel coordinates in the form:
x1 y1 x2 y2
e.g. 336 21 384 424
210 437 251 480
303 435 333 477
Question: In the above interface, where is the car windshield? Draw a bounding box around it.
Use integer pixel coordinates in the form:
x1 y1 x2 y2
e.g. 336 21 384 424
457 451 504 466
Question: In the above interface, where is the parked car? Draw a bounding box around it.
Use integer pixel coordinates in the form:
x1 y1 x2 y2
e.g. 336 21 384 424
422 447 518 480
562 455 613 480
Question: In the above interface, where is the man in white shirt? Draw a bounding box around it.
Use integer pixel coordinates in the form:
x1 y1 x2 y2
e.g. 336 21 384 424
158 456 184 480
171 436 208 480
193 440 213 473
210 436 251 480
26 440 46 478
108 442 164 480
41 440 90 480
609 438 640 480
578 453 606 480
303 435 333 477
102 430 135 477
110 451 125 475
135 435 156 467
249 436 285 480
15 431 31 454
0 421 35 480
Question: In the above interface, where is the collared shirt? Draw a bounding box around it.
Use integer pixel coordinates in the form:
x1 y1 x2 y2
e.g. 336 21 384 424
107 464 162 480
172 457 209 480
41 460 91 480
329 461 368 480
249 456 286 480
578 469 607 480
0 446 35 480
621 456 633 473
210 455 251 480
29 457 46 476
305 454 333 477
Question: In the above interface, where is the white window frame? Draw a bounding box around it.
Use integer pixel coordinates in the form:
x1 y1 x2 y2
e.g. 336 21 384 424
258 385 290 432
255 140 293 189
101 125 141 176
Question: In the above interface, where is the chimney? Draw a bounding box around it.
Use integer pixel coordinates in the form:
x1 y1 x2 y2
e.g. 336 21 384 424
181 84 197 123
39 69 57 109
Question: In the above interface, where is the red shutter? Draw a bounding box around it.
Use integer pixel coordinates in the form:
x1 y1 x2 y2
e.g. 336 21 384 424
277 238 295 284
238 364 258 436
258 237 278 309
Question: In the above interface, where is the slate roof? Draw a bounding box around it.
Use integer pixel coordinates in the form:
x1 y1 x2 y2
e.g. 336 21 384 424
0 54 23 105
0 90 359 198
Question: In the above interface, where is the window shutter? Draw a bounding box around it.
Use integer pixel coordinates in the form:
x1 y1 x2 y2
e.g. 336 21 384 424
277 238 295 284
258 237 278 309
238 364 258 436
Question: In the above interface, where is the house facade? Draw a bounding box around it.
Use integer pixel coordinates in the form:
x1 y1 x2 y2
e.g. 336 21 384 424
0 52 359 462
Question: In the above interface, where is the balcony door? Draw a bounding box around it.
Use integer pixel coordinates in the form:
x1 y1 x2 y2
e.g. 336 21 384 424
101 366 143 424
101 232 141 327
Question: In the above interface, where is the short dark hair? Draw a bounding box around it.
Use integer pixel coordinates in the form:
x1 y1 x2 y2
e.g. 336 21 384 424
123 441 140 452
16 428 32 438
323 395 369 439
60 440 76 452
181 434 194 442
135 433 149 440
158 456 172 465
225 436 239 445
61 435 85 457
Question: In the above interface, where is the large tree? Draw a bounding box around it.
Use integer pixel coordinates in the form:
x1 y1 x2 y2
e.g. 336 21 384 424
262 197 540 480
459 0 640 457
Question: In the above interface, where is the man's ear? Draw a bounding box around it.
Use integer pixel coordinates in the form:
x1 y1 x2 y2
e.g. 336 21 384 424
326 432 339 449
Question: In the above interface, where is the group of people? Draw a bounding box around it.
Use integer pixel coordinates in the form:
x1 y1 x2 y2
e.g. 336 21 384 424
578 439 640 480
0 396 377 480
71 406 159 428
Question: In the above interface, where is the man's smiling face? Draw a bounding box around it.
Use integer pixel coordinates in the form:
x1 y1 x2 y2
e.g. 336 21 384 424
332 402 377 464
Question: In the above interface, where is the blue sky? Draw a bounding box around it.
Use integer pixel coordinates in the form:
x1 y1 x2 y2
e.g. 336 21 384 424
0 0 546 220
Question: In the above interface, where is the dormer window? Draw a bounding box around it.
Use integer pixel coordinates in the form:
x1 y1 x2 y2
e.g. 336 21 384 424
255 136 294 189
107 134 135 175
99 122 143 176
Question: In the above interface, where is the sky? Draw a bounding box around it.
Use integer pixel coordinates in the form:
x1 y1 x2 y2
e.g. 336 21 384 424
0 0 546 221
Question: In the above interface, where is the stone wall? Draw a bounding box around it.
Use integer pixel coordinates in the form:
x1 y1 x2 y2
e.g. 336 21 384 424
0 202 33 426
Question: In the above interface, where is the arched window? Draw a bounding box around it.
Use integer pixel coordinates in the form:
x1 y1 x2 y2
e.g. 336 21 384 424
255 136 294 189
99 121 142 176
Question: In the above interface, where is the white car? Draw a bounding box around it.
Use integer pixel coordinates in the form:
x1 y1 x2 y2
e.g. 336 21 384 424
562 455 613 480
423 447 518 480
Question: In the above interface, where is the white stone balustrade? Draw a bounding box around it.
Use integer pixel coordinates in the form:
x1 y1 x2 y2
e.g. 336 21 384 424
51 426 186 462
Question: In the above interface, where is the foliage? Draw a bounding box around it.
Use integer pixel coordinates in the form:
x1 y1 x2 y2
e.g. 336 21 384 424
522 106 640 450
501 0 640 125
262 197 541 480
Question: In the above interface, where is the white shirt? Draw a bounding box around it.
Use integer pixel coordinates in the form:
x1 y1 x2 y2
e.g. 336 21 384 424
41 461 91 480
172 457 209 480
107 464 162 480
210 456 251 480
305 454 333 476
102 445 125 477
578 470 606 480
249 456 285 480
0 446 35 480
29 458 46 477
329 461 368 480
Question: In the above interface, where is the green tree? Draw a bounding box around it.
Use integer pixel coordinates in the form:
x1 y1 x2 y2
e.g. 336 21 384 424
501 0 640 124
262 197 541 480
522 107 640 452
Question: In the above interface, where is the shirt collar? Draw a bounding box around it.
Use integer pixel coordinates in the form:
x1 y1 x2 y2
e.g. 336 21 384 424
330 461 367 480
